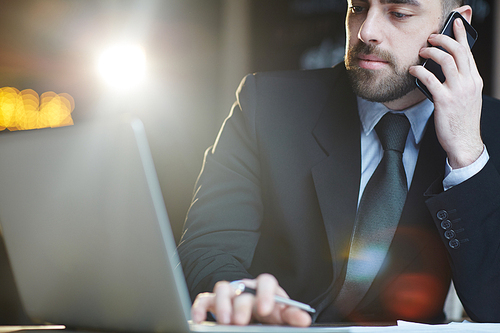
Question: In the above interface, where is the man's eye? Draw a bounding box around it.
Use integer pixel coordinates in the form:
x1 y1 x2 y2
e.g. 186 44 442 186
391 12 410 19
349 6 365 14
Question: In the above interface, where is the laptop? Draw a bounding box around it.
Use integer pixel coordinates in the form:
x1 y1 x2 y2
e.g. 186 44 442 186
0 116 351 333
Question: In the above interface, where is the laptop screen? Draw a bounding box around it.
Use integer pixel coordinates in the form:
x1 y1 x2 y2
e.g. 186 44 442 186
0 117 191 332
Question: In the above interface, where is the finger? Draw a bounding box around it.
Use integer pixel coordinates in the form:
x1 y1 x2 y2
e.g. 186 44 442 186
232 293 255 325
453 18 481 80
213 281 234 324
418 45 460 85
255 274 279 316
240 278 257 289
421 32 482 97
191 292 214 324
281 307 312 327
426 25 470 73
274 286 290 298
425 35 469 84
453 17 469 48
409 64 446 98
451 18 474 73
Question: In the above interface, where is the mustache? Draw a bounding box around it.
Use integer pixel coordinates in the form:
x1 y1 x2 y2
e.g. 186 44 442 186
348 42 396 66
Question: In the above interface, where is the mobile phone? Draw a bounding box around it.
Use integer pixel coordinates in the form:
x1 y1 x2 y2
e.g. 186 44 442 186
415 11 478 102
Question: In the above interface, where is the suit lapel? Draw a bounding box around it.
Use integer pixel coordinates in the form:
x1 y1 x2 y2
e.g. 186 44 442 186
311 68 361 281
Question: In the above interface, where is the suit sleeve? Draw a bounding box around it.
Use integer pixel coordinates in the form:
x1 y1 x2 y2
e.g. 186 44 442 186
426 130 500 321
177 74 263 299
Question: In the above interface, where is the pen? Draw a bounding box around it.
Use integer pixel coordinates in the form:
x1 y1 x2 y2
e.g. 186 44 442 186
230 281 316 314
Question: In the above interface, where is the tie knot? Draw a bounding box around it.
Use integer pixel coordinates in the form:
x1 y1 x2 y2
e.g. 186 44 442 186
375 113 410 153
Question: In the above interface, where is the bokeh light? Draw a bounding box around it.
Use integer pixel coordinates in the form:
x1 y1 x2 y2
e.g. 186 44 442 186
381 273 446 320
0 87 74 131
98 44 147 91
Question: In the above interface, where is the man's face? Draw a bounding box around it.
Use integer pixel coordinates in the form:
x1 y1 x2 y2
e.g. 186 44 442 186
345 0 444 103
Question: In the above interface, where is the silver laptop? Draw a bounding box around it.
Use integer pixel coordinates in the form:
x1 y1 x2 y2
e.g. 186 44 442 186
0 117 350 333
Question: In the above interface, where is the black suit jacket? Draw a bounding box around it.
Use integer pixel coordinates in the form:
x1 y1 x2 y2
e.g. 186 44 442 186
178 63 500 323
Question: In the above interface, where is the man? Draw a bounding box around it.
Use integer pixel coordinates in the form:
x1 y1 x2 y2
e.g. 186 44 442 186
178 0 500 326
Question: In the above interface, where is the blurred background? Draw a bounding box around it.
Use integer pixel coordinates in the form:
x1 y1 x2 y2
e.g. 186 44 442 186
0 0 497 323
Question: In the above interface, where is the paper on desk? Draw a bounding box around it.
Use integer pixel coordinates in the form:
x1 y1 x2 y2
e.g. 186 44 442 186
326 321 500 332
394 320 500 332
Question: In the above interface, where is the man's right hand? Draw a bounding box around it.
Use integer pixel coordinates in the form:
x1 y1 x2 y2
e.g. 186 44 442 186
190 273 312 327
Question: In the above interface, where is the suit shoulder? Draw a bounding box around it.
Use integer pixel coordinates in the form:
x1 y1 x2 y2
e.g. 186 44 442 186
481 95 500 124
482 95 500 111
481 95 500 156
249 62 345 84
237 63 347 101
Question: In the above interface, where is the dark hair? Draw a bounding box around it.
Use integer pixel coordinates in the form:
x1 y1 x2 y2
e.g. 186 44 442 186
442 0 466 14
441 0 466 25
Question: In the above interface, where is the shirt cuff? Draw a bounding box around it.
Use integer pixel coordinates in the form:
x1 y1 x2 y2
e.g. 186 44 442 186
443 145 489 191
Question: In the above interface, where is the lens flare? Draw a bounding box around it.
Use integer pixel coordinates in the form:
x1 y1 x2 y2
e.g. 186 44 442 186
98 44 147 91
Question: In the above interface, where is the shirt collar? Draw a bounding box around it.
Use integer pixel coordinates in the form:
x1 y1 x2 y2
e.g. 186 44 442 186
357 97 434 145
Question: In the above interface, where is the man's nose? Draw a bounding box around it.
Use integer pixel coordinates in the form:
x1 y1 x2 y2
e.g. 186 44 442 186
358 11 383 45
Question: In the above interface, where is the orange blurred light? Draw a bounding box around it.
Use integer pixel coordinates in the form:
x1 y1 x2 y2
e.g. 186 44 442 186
381 273 446 321
0 88 74 131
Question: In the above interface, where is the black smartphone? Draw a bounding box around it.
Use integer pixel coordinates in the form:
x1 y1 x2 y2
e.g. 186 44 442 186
415 11 478 102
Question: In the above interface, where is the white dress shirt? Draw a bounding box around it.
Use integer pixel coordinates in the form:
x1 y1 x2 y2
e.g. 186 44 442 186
357 97 488 205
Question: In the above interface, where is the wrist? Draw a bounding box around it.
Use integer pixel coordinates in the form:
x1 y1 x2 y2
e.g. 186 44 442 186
447 141 484 169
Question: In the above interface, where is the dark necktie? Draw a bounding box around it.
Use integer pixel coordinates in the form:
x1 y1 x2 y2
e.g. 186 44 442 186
332 112 411 317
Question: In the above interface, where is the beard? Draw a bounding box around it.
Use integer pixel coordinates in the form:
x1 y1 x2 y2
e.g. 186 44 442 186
345 42 418 103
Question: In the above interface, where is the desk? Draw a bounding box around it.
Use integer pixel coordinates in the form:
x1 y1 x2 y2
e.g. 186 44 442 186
3 322 500 333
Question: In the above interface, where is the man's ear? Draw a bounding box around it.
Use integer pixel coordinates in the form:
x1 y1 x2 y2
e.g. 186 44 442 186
456 5 472 24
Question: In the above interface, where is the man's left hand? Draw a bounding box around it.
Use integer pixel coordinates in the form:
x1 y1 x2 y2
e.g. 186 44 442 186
410 17 483 169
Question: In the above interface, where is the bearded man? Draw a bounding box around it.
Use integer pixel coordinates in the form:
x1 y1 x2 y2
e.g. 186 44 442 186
179 0 500 326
